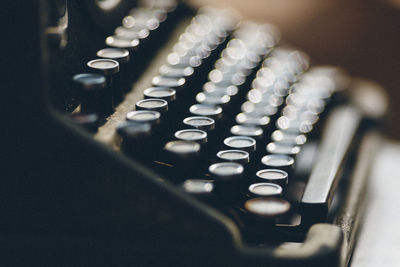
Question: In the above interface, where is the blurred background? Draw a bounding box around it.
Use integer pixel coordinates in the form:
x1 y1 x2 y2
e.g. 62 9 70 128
188 0 400 138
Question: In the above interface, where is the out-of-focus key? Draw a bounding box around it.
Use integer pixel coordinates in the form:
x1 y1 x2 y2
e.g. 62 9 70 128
224 136 257 153
217 150 250 165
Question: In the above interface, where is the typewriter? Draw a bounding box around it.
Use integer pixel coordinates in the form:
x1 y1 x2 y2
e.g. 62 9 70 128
4 0 388 266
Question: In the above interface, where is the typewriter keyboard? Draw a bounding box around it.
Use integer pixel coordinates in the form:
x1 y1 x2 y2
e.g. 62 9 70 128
69 3 363 247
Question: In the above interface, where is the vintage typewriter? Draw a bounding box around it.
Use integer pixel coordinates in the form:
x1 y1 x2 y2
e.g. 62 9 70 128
5 0 388 266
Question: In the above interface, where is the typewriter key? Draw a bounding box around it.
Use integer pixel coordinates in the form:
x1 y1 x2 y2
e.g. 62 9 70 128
241 101 278 117
230 125 264 140
189 104 223 120
256 169 288 186
87 59 120 113
72 73 106 115
223 136 256 153
266 142 301 156
117 121 152 138
276 116 313 134
209 162 244 182
123 14 160 31
203 82 239 97
97 48 130 101
159 65 194 79
271 130 307 145
235 113 270 128
114 26 150 40
126 110 161 126
175 129 208 144
135 98 168 113
164 140 201 156
217 150 249 165
196 92 231 107
117 121 152 157
144 87 176 102
183 116 215 132
248 183 282 197
244 197 290 219
261 154 295 175
167 53 202 68
105 35 140 52
152 76 185 92
97 48 130 62
164 140 201 177
68 113 99 132
182 179 214 195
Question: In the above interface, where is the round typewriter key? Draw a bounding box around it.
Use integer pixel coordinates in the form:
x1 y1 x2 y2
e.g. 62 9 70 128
235 113 270 128
117 121 152 139
115 26 150 40
299 110 319 125
203 83 239 97
105 35 140 51
159 65 194 79
244 197 290 219
224 136 256 153
122 15 160 31
261 155 295 174
241 101 278 117
248 183 282 197
68 113 99 132
217 150 249 165
164 140 201 179
209 162 244 182
126 110 161 126
87 59 120 75
117 121 152 156
183 116 215 131
72 73 106 115
152 76 185 92
271 130 307 145
189 104 223 120
230 125 264 140
97 48 130 101
144 87 176 102
135 98 168 113
97 48 130 63
276 116 313 134
196 92 231 107
182 179 214 195
266 142 301 156
307 98 326 114
256 169 288 186
167 53 202 68
164 140 201 156
175 129 208 144
87 59 120 113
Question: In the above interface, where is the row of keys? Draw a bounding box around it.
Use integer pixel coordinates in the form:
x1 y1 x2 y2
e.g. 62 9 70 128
69 0 178 128
244 66 344 220
164 23 278 160
202 50 309 222
118 8 239 154
157 24 291 221
177 49 322 223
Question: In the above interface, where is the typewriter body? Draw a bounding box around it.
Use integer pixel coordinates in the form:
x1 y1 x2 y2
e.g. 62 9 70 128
4 0 388 266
